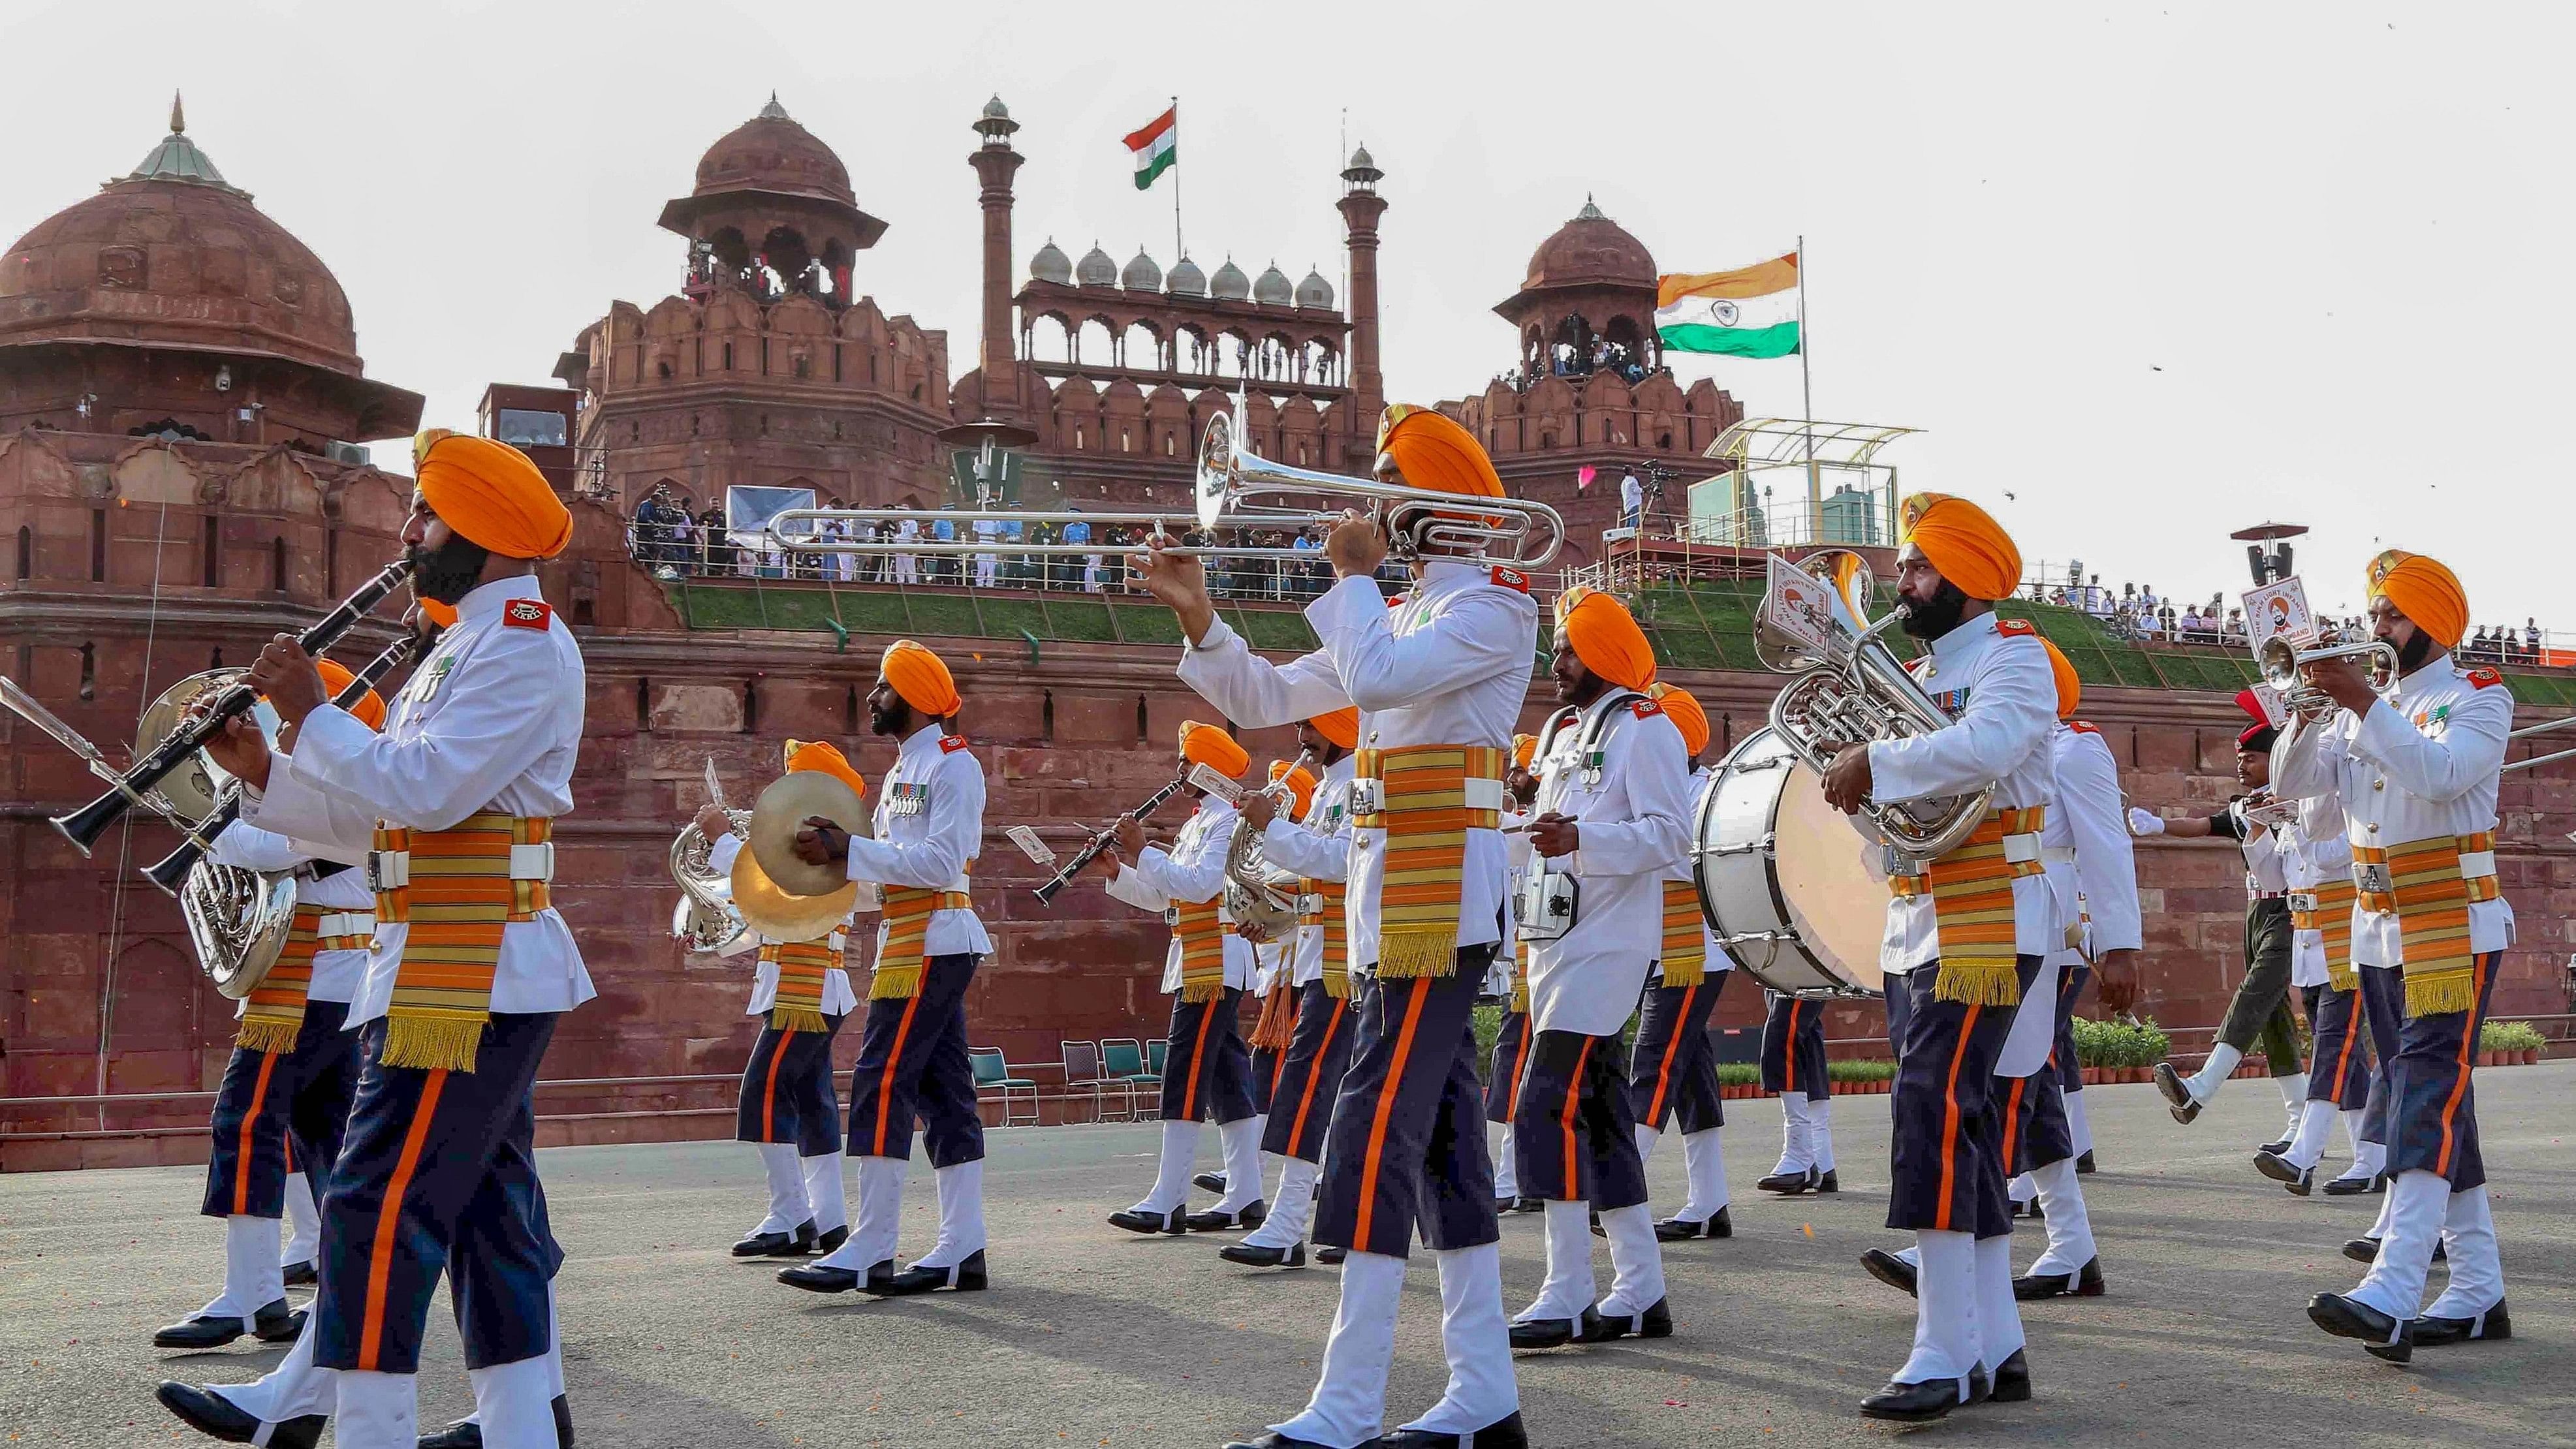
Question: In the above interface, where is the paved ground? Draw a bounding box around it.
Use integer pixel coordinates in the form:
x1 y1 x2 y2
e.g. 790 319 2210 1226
5 1065 2571 1448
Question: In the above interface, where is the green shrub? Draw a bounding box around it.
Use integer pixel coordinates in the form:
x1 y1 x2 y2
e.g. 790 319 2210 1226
1716 1061 1761 1087
1827 1058 1897 1082
1472 1003 1502 1080
2481 1020 2546 1053
2071 1016 2170 1068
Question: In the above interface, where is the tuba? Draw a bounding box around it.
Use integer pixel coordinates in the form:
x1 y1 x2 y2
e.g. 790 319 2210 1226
670 758 753 956
1753 548 1994 860
1221 749 1315 941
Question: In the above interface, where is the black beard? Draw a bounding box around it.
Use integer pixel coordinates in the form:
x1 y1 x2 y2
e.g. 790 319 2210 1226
405 533 490 606
1898 581 1971 640
869 702 912 738
2398 630 2437 674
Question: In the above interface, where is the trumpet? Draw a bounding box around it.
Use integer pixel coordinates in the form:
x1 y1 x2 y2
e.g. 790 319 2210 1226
2257 636 2399 716
1028 775 1193 905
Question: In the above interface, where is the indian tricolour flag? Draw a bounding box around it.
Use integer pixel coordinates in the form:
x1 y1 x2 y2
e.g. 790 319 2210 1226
1124 106 1178 191
1656 252 1800 358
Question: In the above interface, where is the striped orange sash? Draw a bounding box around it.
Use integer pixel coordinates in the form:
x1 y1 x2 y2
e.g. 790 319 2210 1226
1172 896 1228 1003
1889 806 2047 1006
2295 877 2361 993
2353 833 2496 1017
1298 876 1351 999
238 905 330 1054
1354 743 1507 979
371 814 550 1072
876 882 971 1001
759 937 841 1031
1659 880 1708 988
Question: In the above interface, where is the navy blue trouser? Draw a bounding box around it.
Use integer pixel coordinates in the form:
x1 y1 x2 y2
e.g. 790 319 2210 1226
1158 986 1257 1127
2302 983 2374 1110
1261 980 1357 1163
1883 956 2042 1239
736 1011 847 1156
1314 949 1500 1258
2358 964 2405 1147
1484 1006 1532 1125
2383 952 2501 1190
1627 970 1733 1136
314 1010 558 1374
1515 1026 1650 1211
2052 963 2091 1095
846 953 984 1166
1761 989 1830 1097
201 999 357 1220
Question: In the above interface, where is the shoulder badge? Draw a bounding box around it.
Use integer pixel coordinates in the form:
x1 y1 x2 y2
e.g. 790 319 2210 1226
939 734 973 754
2466 667 2504 690
1995 617 2038 638
1628 698 1663 719
2067 719 2099 735
501 599 552 631
1488 566 1531 593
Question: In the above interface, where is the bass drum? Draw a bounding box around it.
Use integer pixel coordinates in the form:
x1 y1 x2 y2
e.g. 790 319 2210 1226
1692 724 1885 997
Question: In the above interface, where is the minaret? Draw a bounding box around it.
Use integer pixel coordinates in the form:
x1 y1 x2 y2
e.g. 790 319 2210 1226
1337 144 1387 466
969 96 1025 417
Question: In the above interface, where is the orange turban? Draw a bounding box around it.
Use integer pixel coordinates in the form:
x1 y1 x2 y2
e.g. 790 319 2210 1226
784 738 867 799
1268 759 1317 819
1310 707 1360 751
1648 682 1710 757
311 658 386 731
2366 550 2468 651
1512 732 1538 770
413 431 572 561
2038 638 2081 720
1179 719 1249 779
1553 585 1657 691
1898 493 2021 602
1375 404 1503 499
880 639 960 718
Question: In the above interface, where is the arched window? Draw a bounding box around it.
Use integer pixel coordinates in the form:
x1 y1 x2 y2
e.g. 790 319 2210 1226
78 643 96 700
91 508 107 582
201 516 221 586
15 524 31 580
271 536 287 591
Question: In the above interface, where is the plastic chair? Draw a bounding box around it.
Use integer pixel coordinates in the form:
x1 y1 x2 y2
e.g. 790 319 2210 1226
1101 1036 1160 1117
1060 1040 1118 1123
970 1046 1040 1127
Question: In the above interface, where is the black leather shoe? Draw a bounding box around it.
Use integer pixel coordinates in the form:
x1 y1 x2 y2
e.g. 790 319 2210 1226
1314 1244 1345 1264
1589 1208 1605 1239
155 1298 302 1349
2259 1136 2294 1157
1492 1196 1519 1214
2153 1061 2192 1109
732 1217 817 1258
1580 1296 1673 1342
1193 1170 1231 1195
1509 1305 1598 1350
776 1258 898 1294
2015 1256 2103 1300
815 1224 848 1254
1815 1167 1840 1194
1859 1247 1919 1298
1219 1433 1336 1449
280 1260 317 1288
1508 1196 1544 1214
154 1382 326 1447
1989 1348 2032 1402
1757 1167 1814 1194
1219 1240 1308 1268
1374 1410 1530 1448
2309 1291 2412 1362
2415 1298 2510 1346
1108 1204 1190 1236
1860 1365 1987 1422
417 1395 576 1448
2254 1150 2314 1196
1655 1206 1731 1241
2323 1172 2388 1196
886 1249 986 1294
2074 1149 2097 1175
2342 1236 2443 1265
1186 1200 1267 1232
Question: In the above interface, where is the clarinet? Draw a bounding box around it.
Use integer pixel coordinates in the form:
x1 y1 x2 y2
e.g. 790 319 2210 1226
1031 775 1191 906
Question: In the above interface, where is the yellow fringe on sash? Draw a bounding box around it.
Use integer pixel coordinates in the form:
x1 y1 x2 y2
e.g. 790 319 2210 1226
761 937 838 1031
1355 744 1505 979
1299 876 1352 1000
236 905 327 1055
1173 897 1228 1003
2295 879 2361 993
875 884 971 1001
2355 834 2495 1018
1659 880 1708 989
373 815 551 1072
1889 807 2047 1007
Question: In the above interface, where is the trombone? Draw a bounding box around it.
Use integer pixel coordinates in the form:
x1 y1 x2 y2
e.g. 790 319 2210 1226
2505 715 2576 774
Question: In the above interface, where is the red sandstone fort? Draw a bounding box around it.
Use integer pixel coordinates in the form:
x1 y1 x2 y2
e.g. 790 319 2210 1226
3 99 2568 1169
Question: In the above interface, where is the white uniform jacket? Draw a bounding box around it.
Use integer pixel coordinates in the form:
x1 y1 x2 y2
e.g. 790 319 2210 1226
1866 614 2057 975
1255 754 1357 988
1659 764 1735 978
245 576 595 1025
1525 691 1695 1037
2043 723 2142 965
208 820 377 1008
2272 654 2515 966
841 722 992 962
1106 794 1257 994
1176 561 1541 967
707 831 861 1016
2278 798 2354 989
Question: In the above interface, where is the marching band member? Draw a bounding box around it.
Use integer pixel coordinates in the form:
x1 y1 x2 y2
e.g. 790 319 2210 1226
1629 684 1739 1243
1484 736 1541 1216
1212 759 1315 1204
1138 403 1535 1449
2137 691 2310 1145
2254 779 2385 1194
1821 493 2053 1422
1755 992 1835 1194
163 433 588 1449
1223 720 1360 1269
1097 721 1267 1236
155 663 387 1352
2278 552 2514 1361
1508 588 1692 1350
699 740 866 1260
778 640 994 1297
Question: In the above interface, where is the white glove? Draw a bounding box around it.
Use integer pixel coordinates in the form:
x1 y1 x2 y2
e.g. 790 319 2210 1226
2128 807 2165 837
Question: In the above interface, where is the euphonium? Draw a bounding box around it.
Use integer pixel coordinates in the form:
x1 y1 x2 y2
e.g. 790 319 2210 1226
1754 548 1995 860
669 758 753 956
1222 749 1316 940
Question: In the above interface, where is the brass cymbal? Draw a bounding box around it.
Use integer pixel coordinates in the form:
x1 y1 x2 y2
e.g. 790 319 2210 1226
730 846 859 943
748 771 868 897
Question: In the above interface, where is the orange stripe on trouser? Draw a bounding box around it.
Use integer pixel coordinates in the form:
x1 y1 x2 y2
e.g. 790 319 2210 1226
359 1068 448 1371
1353 979 1431 1252
1180 996 1218 1121
232 1052 280 1215
1285 1001 1347 1154
1783 999 1801 1089
2433 954 2490 1178
1558 1037 1594 1200
2327 998 2361 1099
762 1027 796 1140
2000 1075 2026 1173
1934 1005 1983 1232
1646 984 1698 1125
871 996 925 1157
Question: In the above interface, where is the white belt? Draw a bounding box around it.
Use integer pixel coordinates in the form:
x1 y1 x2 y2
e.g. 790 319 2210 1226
2460 850 2498 880
366 841 555 892
2287 892 2320 913
1348 776 1507 817
315 911 377 939
1295 892 1326 915
1889 831 2044 879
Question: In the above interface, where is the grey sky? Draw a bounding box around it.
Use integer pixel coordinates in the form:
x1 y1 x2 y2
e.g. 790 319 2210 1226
6 1 2566 630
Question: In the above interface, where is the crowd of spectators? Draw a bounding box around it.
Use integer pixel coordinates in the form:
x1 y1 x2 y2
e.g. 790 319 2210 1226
2027 571 2556 664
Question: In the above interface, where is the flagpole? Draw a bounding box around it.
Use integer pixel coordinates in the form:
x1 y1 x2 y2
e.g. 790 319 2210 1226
1169 96 1185 266
1798 234 1818 522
